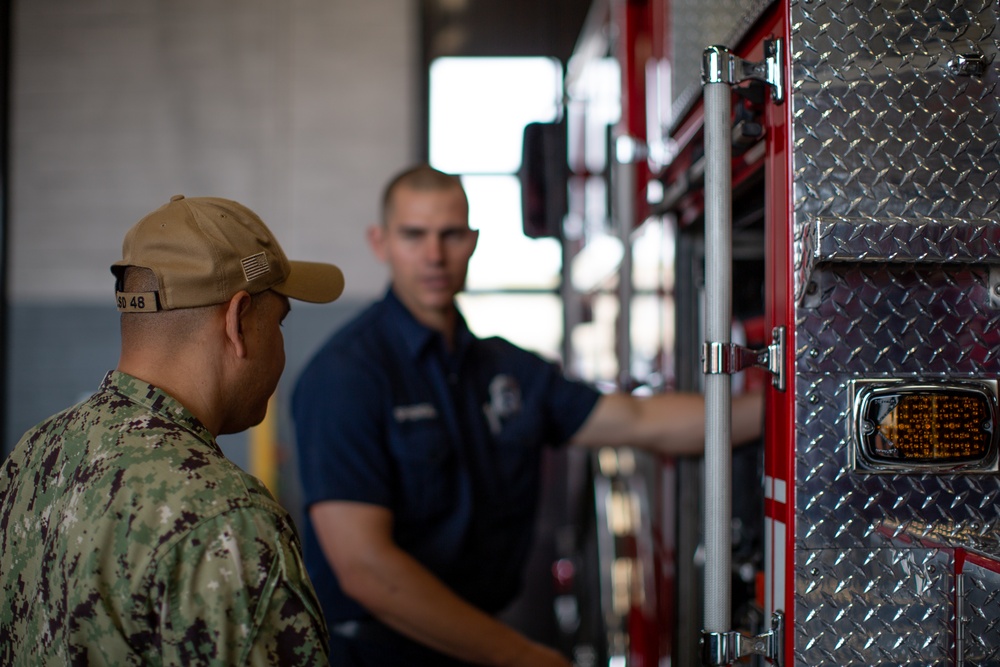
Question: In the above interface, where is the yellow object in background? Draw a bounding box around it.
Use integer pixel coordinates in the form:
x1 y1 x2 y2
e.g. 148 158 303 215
250 395 279 495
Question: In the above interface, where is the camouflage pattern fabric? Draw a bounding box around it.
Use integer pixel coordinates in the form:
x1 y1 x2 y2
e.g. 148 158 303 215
0 371 329 666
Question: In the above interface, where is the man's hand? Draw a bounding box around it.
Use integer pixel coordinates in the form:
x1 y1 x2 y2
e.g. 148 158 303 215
499 640 572 667
311 501 572 666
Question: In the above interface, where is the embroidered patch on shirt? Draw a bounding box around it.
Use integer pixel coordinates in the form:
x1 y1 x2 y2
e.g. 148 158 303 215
483 374 522 435
393 403 438 423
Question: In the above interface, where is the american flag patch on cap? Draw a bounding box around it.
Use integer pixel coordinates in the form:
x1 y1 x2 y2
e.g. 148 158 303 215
241 252 270 281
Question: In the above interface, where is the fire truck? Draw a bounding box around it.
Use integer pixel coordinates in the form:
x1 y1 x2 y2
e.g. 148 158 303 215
521 0 1000 664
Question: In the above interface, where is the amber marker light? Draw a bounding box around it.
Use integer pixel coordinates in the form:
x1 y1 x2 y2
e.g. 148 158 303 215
852 381 998 472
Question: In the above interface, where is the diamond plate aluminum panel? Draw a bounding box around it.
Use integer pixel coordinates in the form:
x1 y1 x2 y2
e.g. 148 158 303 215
796 549 952 666
790 0 1000 301
962 560 1000 664
814 216 1000 264
796 375 1000 554
790 2 1000 662
798 264 1000 376
794 265 1000 553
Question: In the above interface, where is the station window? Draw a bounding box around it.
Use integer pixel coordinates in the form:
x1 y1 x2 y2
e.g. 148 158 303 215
428 57 564 360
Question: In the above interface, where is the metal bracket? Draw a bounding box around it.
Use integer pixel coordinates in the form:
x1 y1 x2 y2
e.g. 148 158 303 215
702 39 784 104
988 266 1000 309
702 326 786 391
701 611 784 666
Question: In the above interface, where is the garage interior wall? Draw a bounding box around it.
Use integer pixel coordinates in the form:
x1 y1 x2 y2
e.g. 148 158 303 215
3 1 417 499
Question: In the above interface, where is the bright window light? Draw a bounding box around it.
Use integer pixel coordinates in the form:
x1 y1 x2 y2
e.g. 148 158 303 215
428 57 565 355
456 292 563 361
462 175 560 291
430 57 563 173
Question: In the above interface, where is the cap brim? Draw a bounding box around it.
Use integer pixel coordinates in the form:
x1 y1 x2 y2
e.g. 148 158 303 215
273 260 345 303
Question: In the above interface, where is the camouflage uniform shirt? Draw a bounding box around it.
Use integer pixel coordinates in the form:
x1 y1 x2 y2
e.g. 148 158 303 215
0 371 329 666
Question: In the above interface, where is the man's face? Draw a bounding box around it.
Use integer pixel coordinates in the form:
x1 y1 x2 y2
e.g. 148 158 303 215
370 184 478 326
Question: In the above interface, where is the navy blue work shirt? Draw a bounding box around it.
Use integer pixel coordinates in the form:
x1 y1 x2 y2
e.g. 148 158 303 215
292 289 601 624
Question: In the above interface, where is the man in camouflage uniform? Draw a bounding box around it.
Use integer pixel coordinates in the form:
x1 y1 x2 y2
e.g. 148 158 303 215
0 195 345 665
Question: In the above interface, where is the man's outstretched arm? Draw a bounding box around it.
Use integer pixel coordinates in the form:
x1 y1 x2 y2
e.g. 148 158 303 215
310 501 570 667
570 389 765 455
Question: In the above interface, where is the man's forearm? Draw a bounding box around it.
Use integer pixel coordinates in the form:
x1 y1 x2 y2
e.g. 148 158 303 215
571 389 765 455
731 389 766 446
340 543 569 667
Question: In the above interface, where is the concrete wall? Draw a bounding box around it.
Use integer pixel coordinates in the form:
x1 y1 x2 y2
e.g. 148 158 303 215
5 1 418 470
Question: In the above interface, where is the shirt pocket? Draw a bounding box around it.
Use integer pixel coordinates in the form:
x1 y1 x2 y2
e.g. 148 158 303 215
389 418 456 521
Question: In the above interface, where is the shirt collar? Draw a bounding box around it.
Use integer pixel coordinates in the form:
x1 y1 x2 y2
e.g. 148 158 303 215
384 287 475 361
100 369 218 451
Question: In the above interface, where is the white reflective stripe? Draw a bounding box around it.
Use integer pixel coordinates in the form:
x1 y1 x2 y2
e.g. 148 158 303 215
764 517 773 615
773 519 786 615
774 478 787 504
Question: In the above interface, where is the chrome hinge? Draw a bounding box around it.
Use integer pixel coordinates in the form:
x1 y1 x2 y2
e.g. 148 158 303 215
702 38 784 104
703 326 786 391
701 611 783 666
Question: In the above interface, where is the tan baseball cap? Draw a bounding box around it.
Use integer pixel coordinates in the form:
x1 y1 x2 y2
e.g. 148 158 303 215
111 195 344 312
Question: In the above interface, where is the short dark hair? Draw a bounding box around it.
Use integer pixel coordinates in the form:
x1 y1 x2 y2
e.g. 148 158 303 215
118 266 269 347
381 164 467 225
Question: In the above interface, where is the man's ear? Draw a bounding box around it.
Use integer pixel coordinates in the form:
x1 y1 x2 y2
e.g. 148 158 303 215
224 291 253 359
367 224 388 262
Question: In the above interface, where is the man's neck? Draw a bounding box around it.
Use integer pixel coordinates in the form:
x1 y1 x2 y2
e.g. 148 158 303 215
116 354 223 436
415 309 457 349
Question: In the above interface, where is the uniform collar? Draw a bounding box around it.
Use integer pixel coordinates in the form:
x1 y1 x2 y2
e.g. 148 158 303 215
384 288 475 361
101 370 218 450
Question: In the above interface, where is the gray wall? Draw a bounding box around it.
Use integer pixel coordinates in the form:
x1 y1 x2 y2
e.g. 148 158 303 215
5 1 417 472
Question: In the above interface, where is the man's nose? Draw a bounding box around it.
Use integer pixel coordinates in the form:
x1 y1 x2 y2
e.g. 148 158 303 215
424 235 445 263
